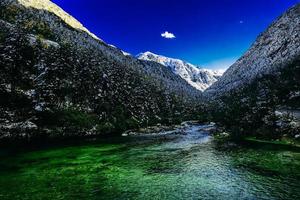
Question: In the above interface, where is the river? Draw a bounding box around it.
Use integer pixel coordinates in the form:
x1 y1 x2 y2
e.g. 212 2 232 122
0 124 299 199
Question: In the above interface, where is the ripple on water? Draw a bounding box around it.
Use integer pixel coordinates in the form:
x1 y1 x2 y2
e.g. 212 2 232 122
0 125 299 200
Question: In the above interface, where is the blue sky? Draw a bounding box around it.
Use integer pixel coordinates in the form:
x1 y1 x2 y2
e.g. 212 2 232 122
52 0 299 69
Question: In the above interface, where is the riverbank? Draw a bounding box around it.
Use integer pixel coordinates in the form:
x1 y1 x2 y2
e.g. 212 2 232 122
121 121 216 137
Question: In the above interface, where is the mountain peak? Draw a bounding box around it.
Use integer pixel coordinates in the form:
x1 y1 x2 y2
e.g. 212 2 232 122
137 51 192 67
15 0 101 41
137 51 158 59
137 51 224 91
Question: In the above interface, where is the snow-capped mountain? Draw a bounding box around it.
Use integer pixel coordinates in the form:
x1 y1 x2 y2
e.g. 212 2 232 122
137 52 224 91
205 4 300 98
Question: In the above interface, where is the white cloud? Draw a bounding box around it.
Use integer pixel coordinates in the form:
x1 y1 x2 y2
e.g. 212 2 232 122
161 31 176 39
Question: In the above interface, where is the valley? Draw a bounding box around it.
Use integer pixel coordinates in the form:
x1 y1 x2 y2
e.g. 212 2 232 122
0 0 299 199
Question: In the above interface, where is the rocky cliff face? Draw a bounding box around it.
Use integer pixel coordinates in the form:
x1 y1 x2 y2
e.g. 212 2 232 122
205 4 300 98
201 4 300 138
138 52 223 91
0 0 202 140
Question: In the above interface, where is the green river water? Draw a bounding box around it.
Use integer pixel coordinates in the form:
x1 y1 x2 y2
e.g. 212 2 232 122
0 124 299 200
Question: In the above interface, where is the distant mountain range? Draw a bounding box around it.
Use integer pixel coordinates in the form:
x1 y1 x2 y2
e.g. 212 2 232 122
137 52 224 91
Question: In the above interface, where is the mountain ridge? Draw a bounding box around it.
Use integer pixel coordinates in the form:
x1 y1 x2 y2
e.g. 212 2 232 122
200 3 300 138
205 3 300 98
0 0 202 139
137 51 224 91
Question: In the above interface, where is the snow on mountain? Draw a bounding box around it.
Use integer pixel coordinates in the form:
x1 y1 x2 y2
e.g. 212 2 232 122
137 51 224 91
